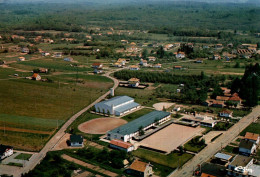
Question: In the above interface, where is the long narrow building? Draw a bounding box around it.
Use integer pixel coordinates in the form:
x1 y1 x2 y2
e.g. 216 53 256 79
107 110 171 142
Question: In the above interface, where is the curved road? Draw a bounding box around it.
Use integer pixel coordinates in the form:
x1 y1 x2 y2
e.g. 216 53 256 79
170 105 260 177
6 69 121 177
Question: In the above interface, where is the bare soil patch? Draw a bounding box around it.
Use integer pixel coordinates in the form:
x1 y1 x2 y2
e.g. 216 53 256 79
139 124 204 153
153 102 175 111
0 126 52 135
78 118 127 134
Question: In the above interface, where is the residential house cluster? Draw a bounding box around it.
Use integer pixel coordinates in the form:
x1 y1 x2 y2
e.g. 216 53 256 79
201 132 260 177
204 88 242 109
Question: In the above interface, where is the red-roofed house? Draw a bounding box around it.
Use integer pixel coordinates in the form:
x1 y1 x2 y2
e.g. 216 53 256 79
92 63 103 69
228 93 242 105
219 109 233 118
109 139 134 152
174 66 182 70
32 73 41 81
126 160 153 177
244 132 260 144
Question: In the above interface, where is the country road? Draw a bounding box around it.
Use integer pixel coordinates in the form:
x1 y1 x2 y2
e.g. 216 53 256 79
0 68 121 177
170 105 260 177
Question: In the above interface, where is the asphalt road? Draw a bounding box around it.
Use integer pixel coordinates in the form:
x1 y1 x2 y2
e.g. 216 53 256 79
0 69 121 177
170 105 260 177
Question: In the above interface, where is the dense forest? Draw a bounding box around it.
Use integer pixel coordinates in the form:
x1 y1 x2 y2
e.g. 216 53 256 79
0 2 259 32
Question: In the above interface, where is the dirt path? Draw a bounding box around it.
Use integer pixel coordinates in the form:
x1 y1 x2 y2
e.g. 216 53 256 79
0 126 52 135
62 154 117 177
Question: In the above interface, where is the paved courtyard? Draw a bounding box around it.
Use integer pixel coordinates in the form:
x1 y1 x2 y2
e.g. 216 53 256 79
139 124 204 153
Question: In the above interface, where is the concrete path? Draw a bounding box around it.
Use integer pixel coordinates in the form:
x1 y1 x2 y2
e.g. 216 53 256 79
169 105 260 177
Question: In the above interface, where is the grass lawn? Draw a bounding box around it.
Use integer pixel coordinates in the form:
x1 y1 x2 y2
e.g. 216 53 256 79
223 145 239 154
184 141 207 153
115 87 158 107
15 153 32 160
121 108 154 122
7 162 23 167
240 121 260 136
133 148 194 169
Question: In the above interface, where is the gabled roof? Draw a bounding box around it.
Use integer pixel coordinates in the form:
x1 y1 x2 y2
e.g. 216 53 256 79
129 160 148 172
97 96 134 107
216 96 230 101
239 139 255 150
128 78 140 82
32 73 40 78
110 139 133 149
70 135 83 143
92 63 102 66
130 65 139 68
109 111 170 136
229 93 242 101
245 132 259 141
219 109 233 114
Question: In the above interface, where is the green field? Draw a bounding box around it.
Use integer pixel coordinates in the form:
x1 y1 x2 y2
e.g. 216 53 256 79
0 114 63 131
133 148 194 169
121 108 154 122
115 87 158 107
0 72 113 151
240 121 260 136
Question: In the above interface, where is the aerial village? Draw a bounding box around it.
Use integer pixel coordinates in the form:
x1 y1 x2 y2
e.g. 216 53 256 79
0 19 260 177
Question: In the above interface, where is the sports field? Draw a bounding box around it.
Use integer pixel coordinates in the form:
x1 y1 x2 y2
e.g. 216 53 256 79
140 124 204 153
78 118 127 134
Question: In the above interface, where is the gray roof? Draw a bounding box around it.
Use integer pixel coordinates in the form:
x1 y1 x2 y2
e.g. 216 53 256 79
114 102 140 114
230 155 253 167
70 135 83 143
239 139 254 150
109 111 171 136
98 96 134 107
214 153 232 161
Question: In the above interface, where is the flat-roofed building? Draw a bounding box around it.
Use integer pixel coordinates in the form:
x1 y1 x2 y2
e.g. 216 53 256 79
95 96 140 116
227 155 253 176
107 111 171 142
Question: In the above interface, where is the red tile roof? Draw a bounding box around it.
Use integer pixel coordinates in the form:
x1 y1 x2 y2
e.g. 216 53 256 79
110 139 133 149
245 132 259 141
220 109 233 114
201 173 217 177
129 160 148 172
92 63 101 66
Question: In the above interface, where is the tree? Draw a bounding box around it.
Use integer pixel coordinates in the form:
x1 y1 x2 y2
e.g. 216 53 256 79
142 49 148 59
0 60 4 65
157 46 165 58
177 145 184 154
138 126 144 136
211 84 223 99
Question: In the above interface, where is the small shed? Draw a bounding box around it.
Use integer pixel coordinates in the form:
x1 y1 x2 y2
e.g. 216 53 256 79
214 152 232 162
70 135 83 147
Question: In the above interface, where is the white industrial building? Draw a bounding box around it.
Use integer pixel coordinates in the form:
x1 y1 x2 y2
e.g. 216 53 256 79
94 96 140 116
